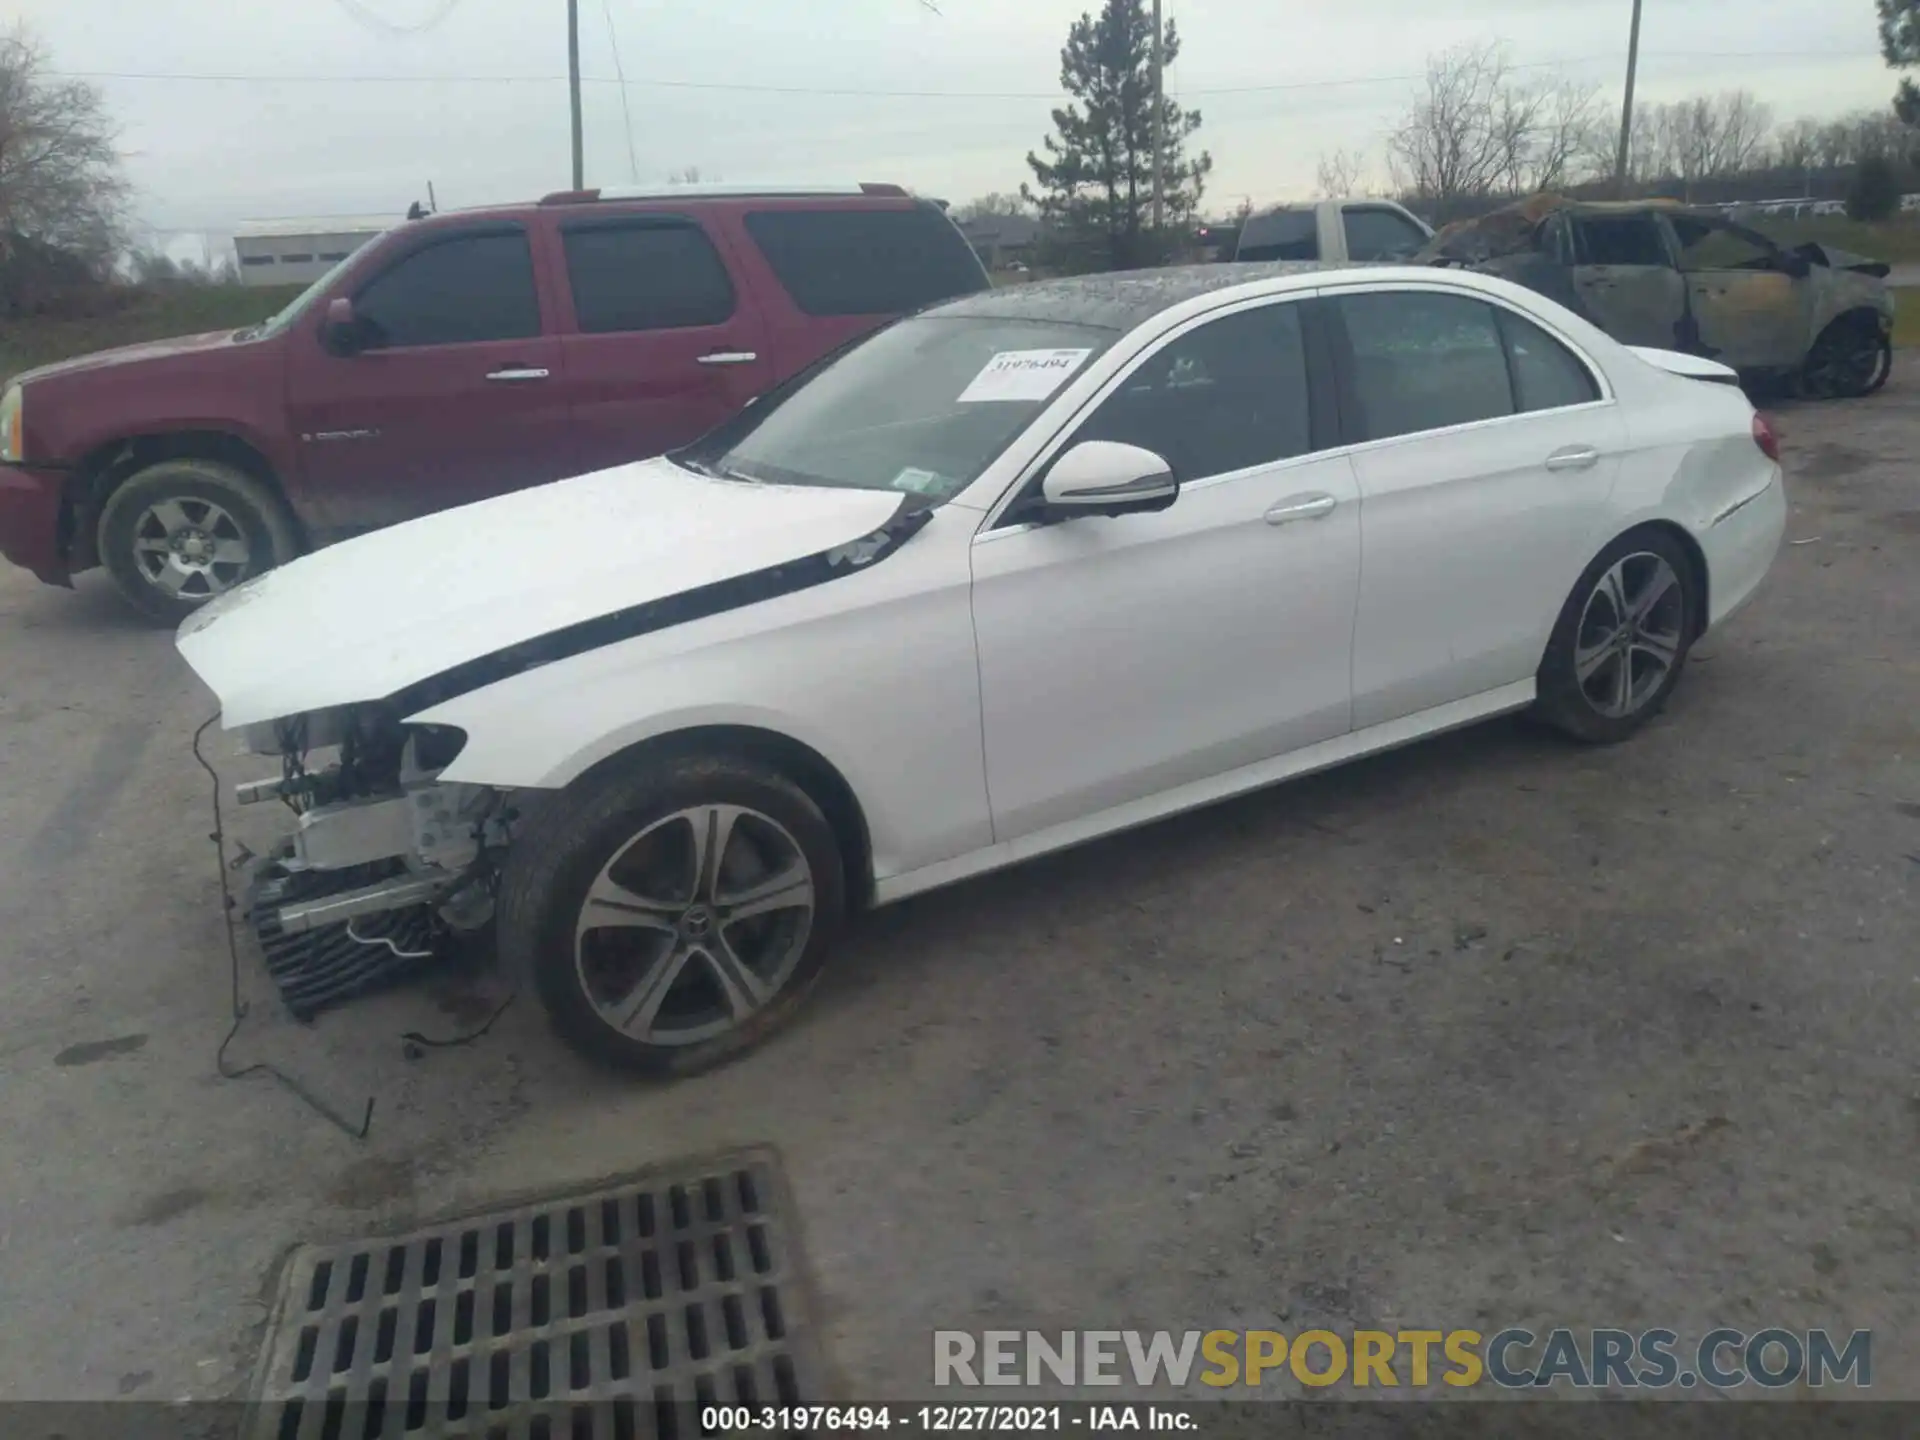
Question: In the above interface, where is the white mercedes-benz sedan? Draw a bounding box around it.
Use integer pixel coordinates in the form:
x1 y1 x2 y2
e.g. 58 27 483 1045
176 263 1786 1074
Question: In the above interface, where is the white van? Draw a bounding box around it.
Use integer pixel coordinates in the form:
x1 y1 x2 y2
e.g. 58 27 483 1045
1234 199 1433 263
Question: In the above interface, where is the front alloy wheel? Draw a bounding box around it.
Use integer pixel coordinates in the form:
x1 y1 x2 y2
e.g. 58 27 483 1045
574 805 816 1048
496 753 847 1076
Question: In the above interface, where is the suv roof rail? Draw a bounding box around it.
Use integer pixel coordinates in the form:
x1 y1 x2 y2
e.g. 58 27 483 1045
538 181 910 205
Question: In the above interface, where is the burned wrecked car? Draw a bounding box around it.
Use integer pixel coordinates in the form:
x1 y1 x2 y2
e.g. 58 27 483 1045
1421 195 1895 397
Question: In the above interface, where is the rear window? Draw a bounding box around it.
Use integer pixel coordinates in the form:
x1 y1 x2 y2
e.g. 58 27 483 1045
562 219 736 332
1236 209 1318 262
744 205 988 317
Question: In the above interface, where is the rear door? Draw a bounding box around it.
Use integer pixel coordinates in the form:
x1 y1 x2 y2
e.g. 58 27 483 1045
1662 213 1811 371
732 202 991 379
1568 212 1688 349
553 212 773 473
286 223 574 530
1330 285 1625 728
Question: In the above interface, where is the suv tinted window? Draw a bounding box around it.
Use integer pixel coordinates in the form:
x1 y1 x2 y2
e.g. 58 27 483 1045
1495 309 1600 412
1342 207 1427 260
1339 291 1513 439
1075 303 1313 481
562 219 735 332
1236 208 1318 262
744 206 987 317
1575 214 1668 267
353 229 540 348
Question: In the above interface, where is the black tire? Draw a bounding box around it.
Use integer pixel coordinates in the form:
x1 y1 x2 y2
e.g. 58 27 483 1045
96 458 301 625
1800 315 1892 400
496 751 847 1077
1533 527 1699 745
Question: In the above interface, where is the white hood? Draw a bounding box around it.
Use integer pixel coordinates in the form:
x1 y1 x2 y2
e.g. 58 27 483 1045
176 457 905 728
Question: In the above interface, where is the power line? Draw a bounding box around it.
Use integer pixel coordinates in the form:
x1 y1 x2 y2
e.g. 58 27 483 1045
48 49 1870 102
329 0 468 36
602 0 641 183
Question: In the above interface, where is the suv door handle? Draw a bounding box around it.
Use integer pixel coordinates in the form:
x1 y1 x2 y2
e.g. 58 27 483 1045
697 351 759 366
1544 445 1601 472
1264 493 1338 525
486 366 550 382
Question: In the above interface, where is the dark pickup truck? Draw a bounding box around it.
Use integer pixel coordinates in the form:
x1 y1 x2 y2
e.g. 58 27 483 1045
0 182 988 620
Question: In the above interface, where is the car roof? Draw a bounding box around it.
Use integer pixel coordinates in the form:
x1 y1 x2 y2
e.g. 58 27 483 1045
401 187 923 230
924 261 1336 331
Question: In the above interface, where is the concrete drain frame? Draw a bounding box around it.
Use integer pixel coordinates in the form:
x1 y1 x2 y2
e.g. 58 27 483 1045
247 1148 826 1440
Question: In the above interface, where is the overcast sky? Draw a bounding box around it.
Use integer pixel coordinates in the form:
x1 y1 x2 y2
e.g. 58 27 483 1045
0 0 1895 248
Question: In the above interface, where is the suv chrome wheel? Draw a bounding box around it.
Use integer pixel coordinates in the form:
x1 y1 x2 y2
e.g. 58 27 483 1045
574 804 816 1047
131 497 252 598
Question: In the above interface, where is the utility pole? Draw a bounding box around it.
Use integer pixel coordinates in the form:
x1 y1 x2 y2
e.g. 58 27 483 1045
568 0 585 189
1150 0 1165 233
1612 0 1644 196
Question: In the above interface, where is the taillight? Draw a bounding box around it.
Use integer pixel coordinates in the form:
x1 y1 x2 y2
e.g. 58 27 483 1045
1752 412 1781 463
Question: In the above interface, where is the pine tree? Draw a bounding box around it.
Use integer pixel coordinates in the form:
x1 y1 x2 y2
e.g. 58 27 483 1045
1022 0 1212 272
1877 0 1920 124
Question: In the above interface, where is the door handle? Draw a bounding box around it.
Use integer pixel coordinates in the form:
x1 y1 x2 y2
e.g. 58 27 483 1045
485 367 550 382
1544 445 1601 472
1264 493 1338 525
697 351 759 366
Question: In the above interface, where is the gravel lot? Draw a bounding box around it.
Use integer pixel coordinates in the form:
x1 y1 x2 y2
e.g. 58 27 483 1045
0 375 1914 1404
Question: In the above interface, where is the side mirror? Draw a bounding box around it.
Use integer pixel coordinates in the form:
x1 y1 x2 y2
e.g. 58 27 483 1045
321 297 363 356
1040 440 1178 518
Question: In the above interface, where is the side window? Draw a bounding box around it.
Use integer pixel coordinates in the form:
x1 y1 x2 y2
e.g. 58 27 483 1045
562 220 735 333
743 206 987 317
1668 215 1780 272
1573 215 1669 268
1073 303 1314 482
352 230 540 349
1342 207 1428 261
1540 214 1575 266
1338 291 1513 440
1495 309 1600 412
1235 209 1319 262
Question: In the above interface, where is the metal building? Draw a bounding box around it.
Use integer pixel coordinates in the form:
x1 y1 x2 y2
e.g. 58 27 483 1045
231 216 401 287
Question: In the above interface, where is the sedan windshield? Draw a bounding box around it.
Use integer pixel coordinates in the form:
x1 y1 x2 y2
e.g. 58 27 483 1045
687 315 1119 502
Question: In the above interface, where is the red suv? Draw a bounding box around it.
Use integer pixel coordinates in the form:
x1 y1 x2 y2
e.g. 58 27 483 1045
0 183 988 620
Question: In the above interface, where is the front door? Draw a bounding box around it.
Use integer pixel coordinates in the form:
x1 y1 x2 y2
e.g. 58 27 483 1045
970 298 1361 842
1569 212 1688 350
1330 286 1626 728
287 225 576 531
1664 213 1811 371
554 215 774 474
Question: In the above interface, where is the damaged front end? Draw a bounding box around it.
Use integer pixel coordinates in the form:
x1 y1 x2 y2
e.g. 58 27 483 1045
232 706 514 1016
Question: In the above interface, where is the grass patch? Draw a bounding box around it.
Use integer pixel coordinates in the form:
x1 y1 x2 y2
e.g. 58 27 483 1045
1752 215 1920 264
1 284 303 387
1893 288 1920 348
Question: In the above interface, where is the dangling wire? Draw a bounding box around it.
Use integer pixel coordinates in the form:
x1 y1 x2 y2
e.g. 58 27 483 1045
194 714 375 1141
602 0 641 183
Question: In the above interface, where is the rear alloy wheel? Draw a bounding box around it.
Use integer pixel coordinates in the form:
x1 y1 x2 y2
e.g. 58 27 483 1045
496 753 847 1076
1800 316 1891 400
96 458 300 624
1534 529 1698 744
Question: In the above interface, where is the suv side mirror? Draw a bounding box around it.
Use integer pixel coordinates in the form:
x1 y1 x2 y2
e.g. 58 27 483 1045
1040 440 1178 519
321 297 364 356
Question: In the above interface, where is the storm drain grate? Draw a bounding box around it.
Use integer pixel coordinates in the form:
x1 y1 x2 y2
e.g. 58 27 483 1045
249 1150 824 1440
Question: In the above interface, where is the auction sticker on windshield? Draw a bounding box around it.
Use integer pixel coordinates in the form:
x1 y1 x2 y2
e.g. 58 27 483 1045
957 348 1094 404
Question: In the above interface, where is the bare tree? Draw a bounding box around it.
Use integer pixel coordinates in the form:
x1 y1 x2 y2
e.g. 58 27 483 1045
953 191 1033 221
1774 115 1823 174
1388 44 1604 216
1314 147 1370 199
1638 92 1774 196
667 165 708 185
0 24 126 267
